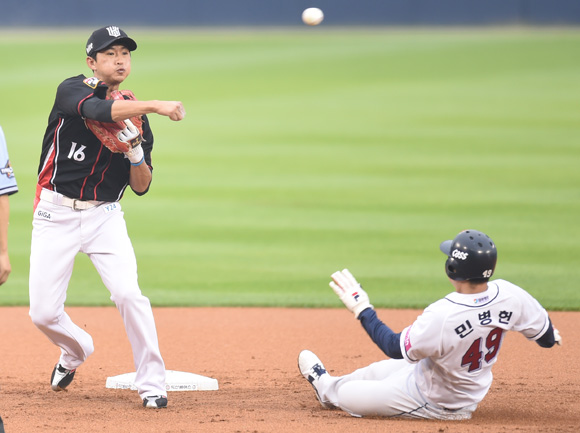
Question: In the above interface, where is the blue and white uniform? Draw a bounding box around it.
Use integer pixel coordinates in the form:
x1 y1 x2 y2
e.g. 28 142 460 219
0 126 18 196
314 279 555 420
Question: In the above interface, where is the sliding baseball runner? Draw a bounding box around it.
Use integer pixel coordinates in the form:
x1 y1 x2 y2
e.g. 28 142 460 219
299 229 562 419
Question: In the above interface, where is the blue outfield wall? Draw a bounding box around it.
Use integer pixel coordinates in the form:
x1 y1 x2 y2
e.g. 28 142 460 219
1 0 580 27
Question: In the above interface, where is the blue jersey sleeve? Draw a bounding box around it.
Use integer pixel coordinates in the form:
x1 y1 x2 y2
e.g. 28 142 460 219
359 308 403 359
535 318 557 348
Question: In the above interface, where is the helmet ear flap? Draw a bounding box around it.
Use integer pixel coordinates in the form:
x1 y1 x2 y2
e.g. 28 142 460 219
445 258 457 280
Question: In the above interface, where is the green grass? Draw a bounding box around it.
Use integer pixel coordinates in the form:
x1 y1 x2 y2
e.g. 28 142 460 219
1 27 579 309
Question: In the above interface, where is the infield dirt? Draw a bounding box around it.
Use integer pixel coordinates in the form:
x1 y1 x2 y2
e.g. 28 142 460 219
0 307 577 432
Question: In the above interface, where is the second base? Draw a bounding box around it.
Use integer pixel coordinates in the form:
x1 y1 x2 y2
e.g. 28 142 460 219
106 370 218 391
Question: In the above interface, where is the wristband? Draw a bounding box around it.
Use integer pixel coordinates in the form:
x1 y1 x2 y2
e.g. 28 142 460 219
125 143 144 165
130 156 145 166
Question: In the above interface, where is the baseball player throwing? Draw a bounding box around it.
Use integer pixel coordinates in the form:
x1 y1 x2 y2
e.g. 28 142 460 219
299 229 562 420
29 26 185 409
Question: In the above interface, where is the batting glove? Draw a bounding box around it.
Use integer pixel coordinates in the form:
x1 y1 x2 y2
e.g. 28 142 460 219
117 119 142 147
118 120 144 165
329 269 373 319
554 328 562 346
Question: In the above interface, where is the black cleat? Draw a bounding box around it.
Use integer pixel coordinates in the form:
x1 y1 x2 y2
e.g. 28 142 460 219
51 364 76 392
143 395 168 409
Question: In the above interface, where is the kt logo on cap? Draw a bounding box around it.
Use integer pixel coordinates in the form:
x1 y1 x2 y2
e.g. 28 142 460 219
106 26 121 37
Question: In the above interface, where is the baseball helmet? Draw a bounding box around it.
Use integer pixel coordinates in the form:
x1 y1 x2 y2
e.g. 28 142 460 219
439 229 497 281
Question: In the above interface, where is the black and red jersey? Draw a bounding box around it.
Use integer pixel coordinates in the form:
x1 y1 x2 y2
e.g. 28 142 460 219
37 74 153 202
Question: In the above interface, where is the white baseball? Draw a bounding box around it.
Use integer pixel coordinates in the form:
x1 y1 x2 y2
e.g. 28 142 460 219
302 7 324 26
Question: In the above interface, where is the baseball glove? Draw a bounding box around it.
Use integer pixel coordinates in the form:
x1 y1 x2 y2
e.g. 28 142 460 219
85 90 143 154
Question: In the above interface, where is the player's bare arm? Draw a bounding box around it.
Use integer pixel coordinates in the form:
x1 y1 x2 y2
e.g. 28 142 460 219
111 99 186 122
129 162 152 194
86 42 185 123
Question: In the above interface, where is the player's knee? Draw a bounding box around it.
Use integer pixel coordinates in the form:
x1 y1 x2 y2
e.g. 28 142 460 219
29 305 59 328
111 289 150 309
83 339 96 360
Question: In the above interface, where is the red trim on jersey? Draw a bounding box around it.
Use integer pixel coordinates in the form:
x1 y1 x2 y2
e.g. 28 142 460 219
77 93 94 116
79 143 105 200
35 117 62 210
93 152 114 199
37 118 62 192
37 147 56 190
33 183 44 210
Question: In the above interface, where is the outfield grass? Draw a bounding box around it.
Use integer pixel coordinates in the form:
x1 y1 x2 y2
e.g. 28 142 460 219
1 28 578 309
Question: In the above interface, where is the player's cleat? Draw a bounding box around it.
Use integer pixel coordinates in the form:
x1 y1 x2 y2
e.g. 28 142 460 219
142 395 168 409
298 350 333 409
50 364 76 392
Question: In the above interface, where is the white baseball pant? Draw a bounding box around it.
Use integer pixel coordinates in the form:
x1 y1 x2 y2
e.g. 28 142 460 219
29 190 166 398
316 358 476 420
